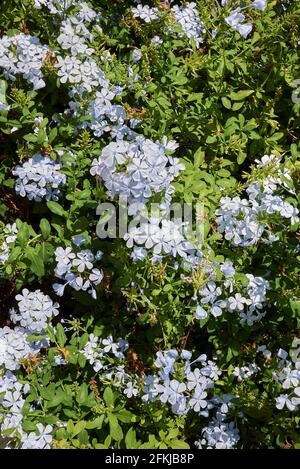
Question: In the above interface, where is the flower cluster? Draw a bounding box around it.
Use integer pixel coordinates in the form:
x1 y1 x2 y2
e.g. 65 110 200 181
9 289 59 333
55 56 104 92
90 136 183 210
0 289 58 371
81 334 129 373
195 416 240 449
70 85 130 139
0 33 49 90
124 216 193 262
0 294 53 371
224 1 267 38
34 0 100 23
273 349 300 411
232 362 260 382
0 287 63 447
132 4 159 23
216 155 299 247
20 424 53 449
53 4 104 92
33 0 73 14
194 257 269 326
132 2 205 47
57 20 94 56
0 372 30 439
171 2 206 47
13 153 66 201
39 0 127 143
53 244 104 298
0 223 18 265
0 0 299 451
0 327 35 371
141 349 221 416
0 370 53 448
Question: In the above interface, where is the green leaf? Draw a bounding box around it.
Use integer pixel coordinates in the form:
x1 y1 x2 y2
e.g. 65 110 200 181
78 429 89 445
67 420 75 435
47 390 66 408
170 439 190 449
56 323 67 347
86 416 104 430
8 246 21 262
232 102 244 111
76 383 88 404
40 218 51 240
17 223 30 247
72 421 86 437
56 428 67 440
206 135 217 144
229 90 254 101
267 132 284 142
221 97 232 109
115 410 134 423
194 147 205 166
125 428 138 449
237 152 247 164
26 246 45 277
47 201 67 217
22 421 39 432
23 133 38 143
78 354 86 368
79 332 89 348
48 127 58 143
103 387 115 407
108 413 123 441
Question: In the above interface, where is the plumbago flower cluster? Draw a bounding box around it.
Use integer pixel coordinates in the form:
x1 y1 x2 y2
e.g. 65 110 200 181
80 337 241 449
90 136 183 210
132 0 267 42
0 290 58 448
195 267 270 327
13 153 66 201
224 0 267 38
0 33 49 90
273 349 300 412
0 0 300 451
53 242 104 298
0 223 18 266
216 155 299 247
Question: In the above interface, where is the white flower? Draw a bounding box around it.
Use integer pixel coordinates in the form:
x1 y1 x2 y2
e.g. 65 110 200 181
0 33 49 90
186 368 207 392
21 424 53 449
55 247 75 265
13 154 66 202
11 289 59 332
252 0 267 11
195 304 208 320
132 5 159 23
189 389 208 412
171 2 206 47
227 293 250 311
89 268 104 286
275 394 297 411
124 382 139 398
199 281 222 304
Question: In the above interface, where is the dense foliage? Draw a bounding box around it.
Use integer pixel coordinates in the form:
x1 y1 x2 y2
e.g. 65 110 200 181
0 0 300 449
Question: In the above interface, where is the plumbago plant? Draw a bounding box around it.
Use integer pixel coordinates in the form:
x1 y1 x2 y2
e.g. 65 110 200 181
0 0 300 450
